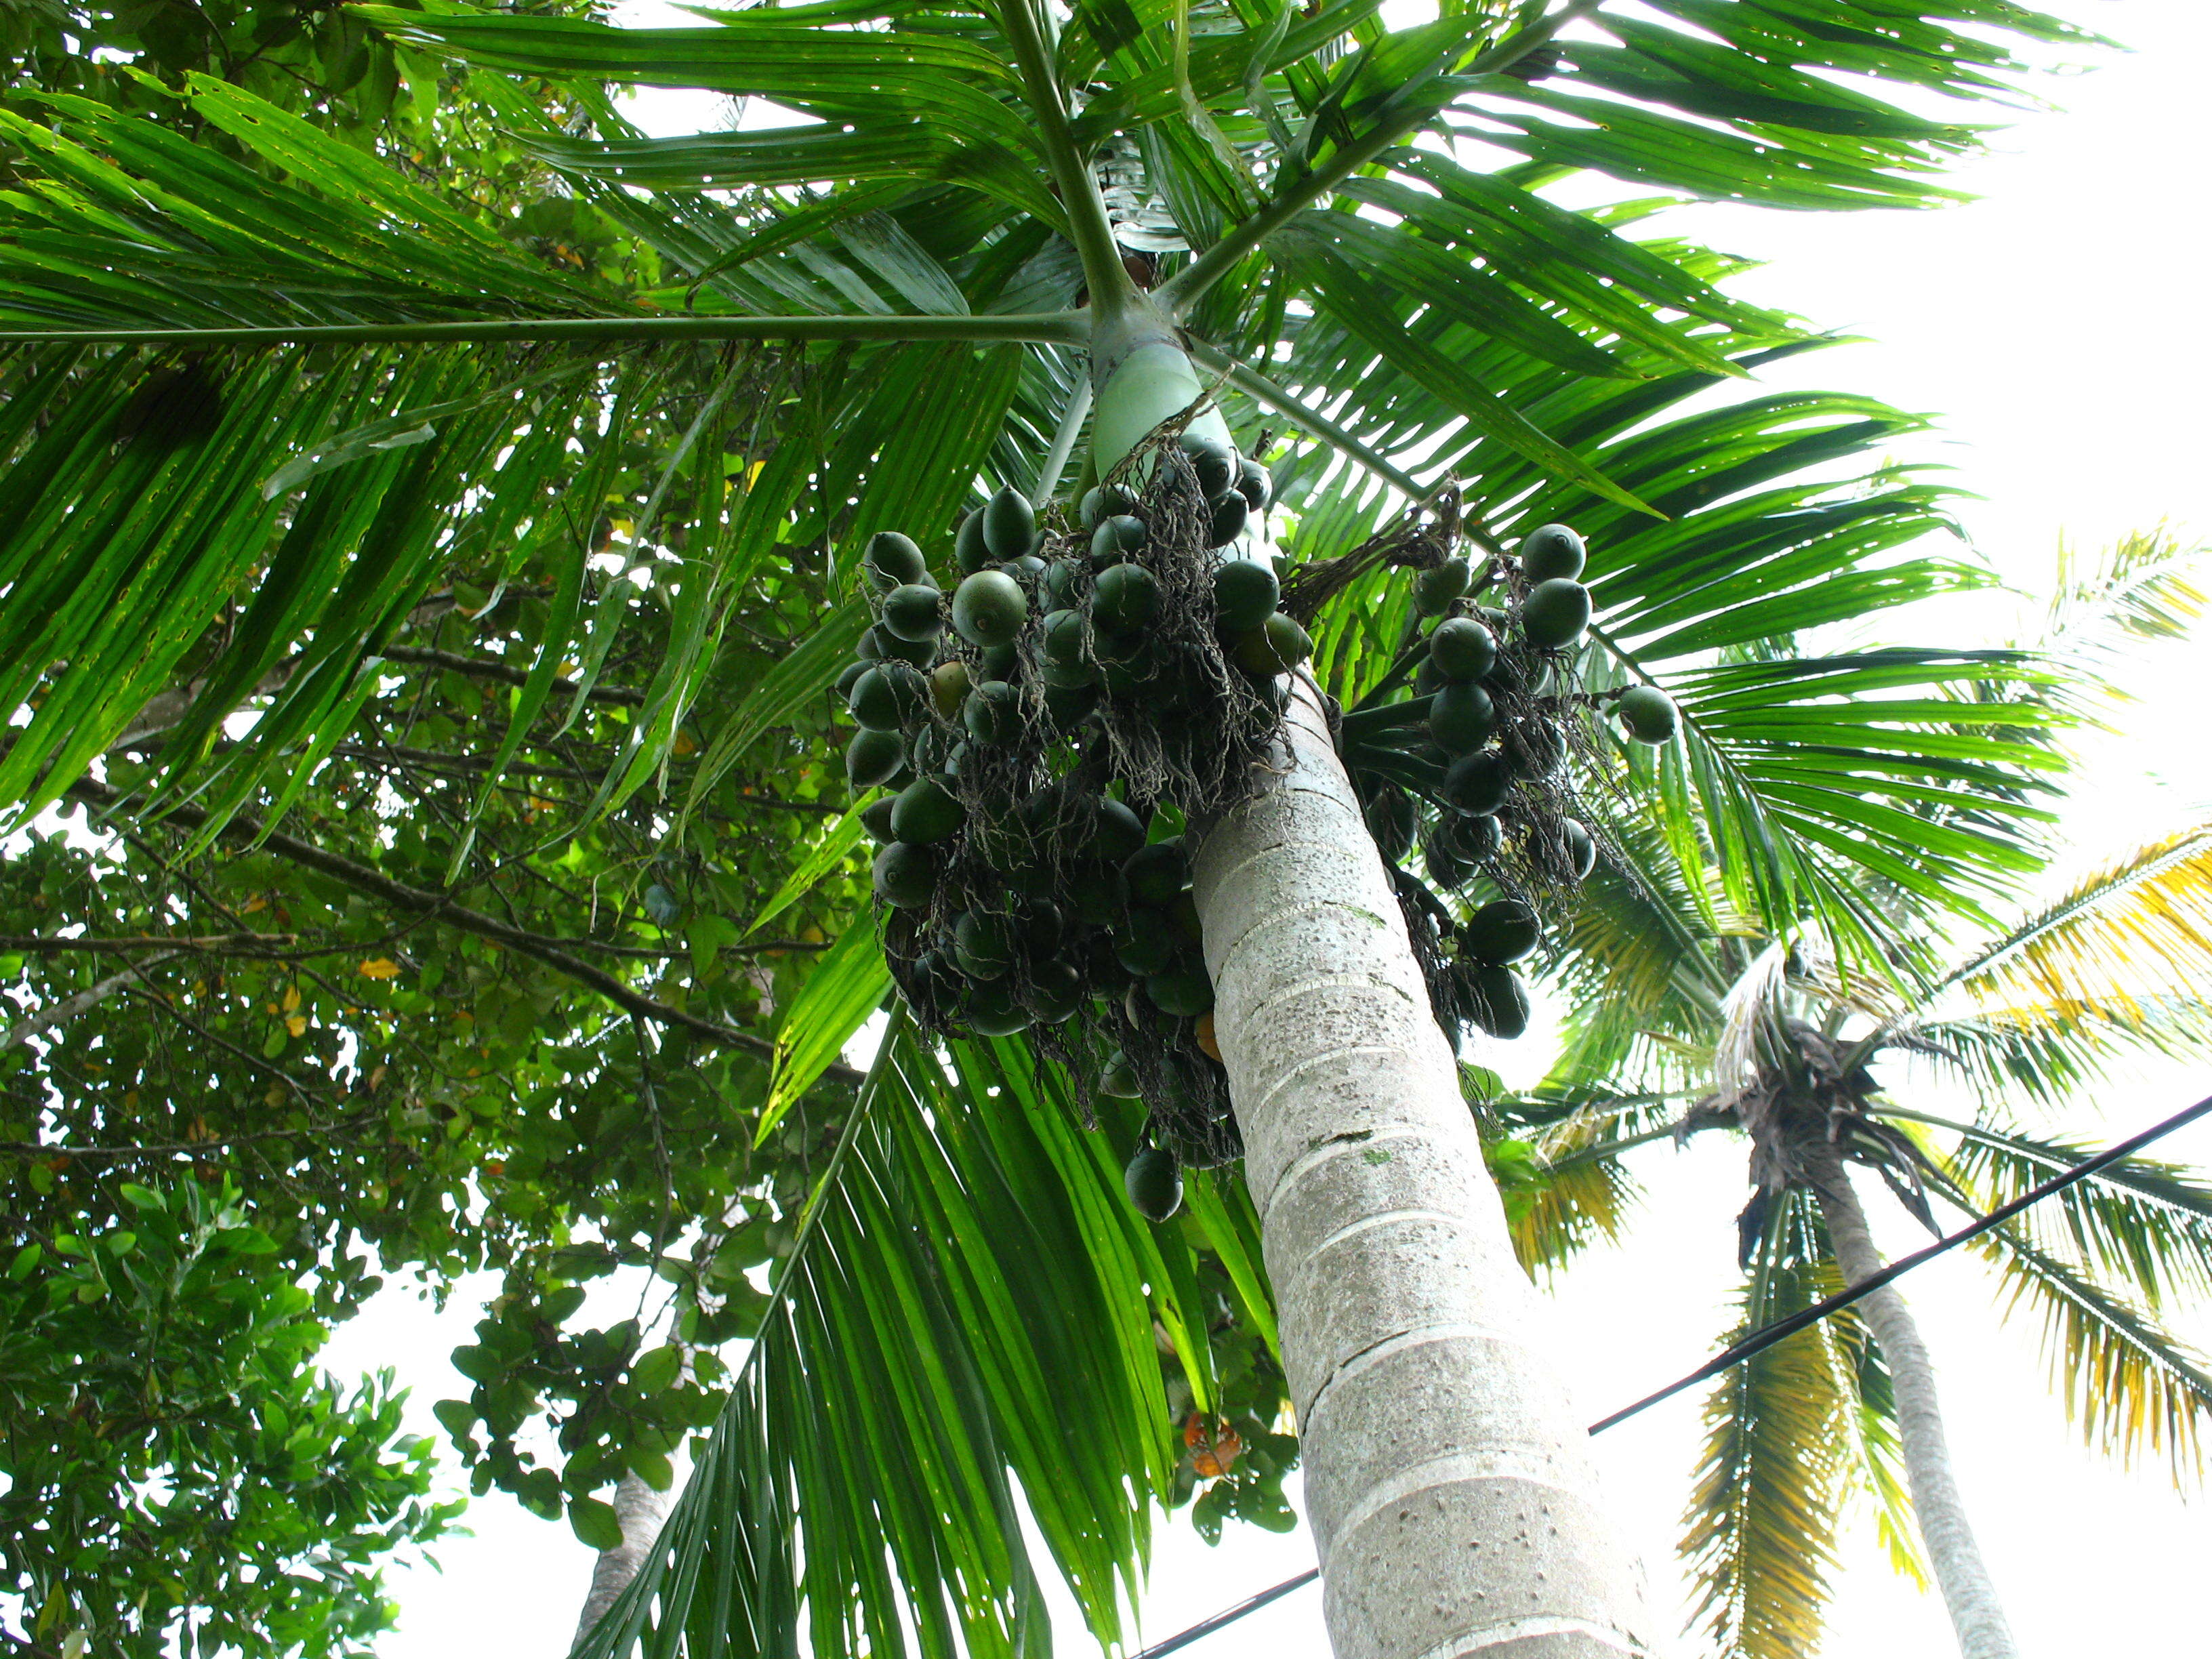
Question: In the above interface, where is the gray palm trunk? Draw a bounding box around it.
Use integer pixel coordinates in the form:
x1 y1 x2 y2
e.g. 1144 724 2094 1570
1192 682 1650 1658
1802 1142 2019 1659
573 1470 674 1652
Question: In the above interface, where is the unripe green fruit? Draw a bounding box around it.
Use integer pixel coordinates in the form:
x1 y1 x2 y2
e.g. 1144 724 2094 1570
1123 839 1189 907
979 643 1019 681
1115 923 1176 978
1415 558 1472 616
963 977 1033 1036
1429 617 1498 682
1460 899 1539 966
1452 812 1503 862
1180 431 1235 499
1206 490 1249 549
981 485 1036 561
1090 562 1159 632
951 569 1028 647
1519 578 1591 651
872 624 934 668
859 796 899 843
872 841 938 908
1618 684 1679 743
880 582 945 642
1441 750 1511 817
1465 963 1530 1040
1038 656 1098 691
889 775 965 844
954 911 1015 980
1560 817 1597 881
963 680 1021 745
1212 558 1279 634
955 510 992 575
1041 608 1090 669
865 530 927 587
1364 787 1417 863
846 727 906 791
1237 456 1273 513
1124 1146 1183 1222
928 659 970 720
846 667 902 733
1146 966 1214 1017
1428 681 1498 756
1028 960 1085 1024
1044 558 1086 610
1423 821 1472 889
1099 1050 1143 1099
1092 514 1147 562
1081 483 1140 531
834 659 869 699
1233 612 1311 676
1092 797 1147 865
1517 522 1586 582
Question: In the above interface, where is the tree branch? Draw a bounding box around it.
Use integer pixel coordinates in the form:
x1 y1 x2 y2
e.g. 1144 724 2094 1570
1 954 180 1050
61 779 865 1086
378 645 648 707
0 934 299 954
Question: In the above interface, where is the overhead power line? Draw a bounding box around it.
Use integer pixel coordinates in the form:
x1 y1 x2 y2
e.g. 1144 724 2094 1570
1130 1088 2212 1659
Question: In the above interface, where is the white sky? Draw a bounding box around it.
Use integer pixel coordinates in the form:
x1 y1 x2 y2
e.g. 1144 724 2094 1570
326 1 2212 1654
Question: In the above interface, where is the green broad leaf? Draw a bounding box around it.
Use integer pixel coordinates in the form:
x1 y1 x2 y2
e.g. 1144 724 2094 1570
758 917 890 1145
748 803 869 937
570 1494 627 1551
632 1344 684 1393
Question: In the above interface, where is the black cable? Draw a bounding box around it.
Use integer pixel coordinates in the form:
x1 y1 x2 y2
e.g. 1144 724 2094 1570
1129 1568 1319 1658
1585 1088 2212 1433
1128 1088 2212 1659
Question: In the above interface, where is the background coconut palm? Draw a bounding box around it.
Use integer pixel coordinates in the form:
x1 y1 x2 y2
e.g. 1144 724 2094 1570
1509 609 2212 1659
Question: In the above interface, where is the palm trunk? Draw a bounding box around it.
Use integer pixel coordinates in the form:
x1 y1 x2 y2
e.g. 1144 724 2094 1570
1191 683 1650 1659
1802 1144 2018 1659
572 1470 673 1652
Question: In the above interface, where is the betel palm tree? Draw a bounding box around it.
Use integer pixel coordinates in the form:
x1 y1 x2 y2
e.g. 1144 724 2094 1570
0 1 2097 1654
1512 766 2212 1654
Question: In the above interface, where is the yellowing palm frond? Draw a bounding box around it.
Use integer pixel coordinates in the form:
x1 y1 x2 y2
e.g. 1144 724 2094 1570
1885 823 2212 1105
1944 821 2212 1018
1973 1226 2212 1488
1682 1195 1858 1659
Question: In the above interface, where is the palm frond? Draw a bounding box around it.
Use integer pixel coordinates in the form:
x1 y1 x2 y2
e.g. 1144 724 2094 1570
1891 823 2212 1104
2045 526 2210 659
577 1015 1280 1659
1940 821 2212 1016
1971 1225 2212 1487
1887 1109 2212 1309
1682 1192 1858 1659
